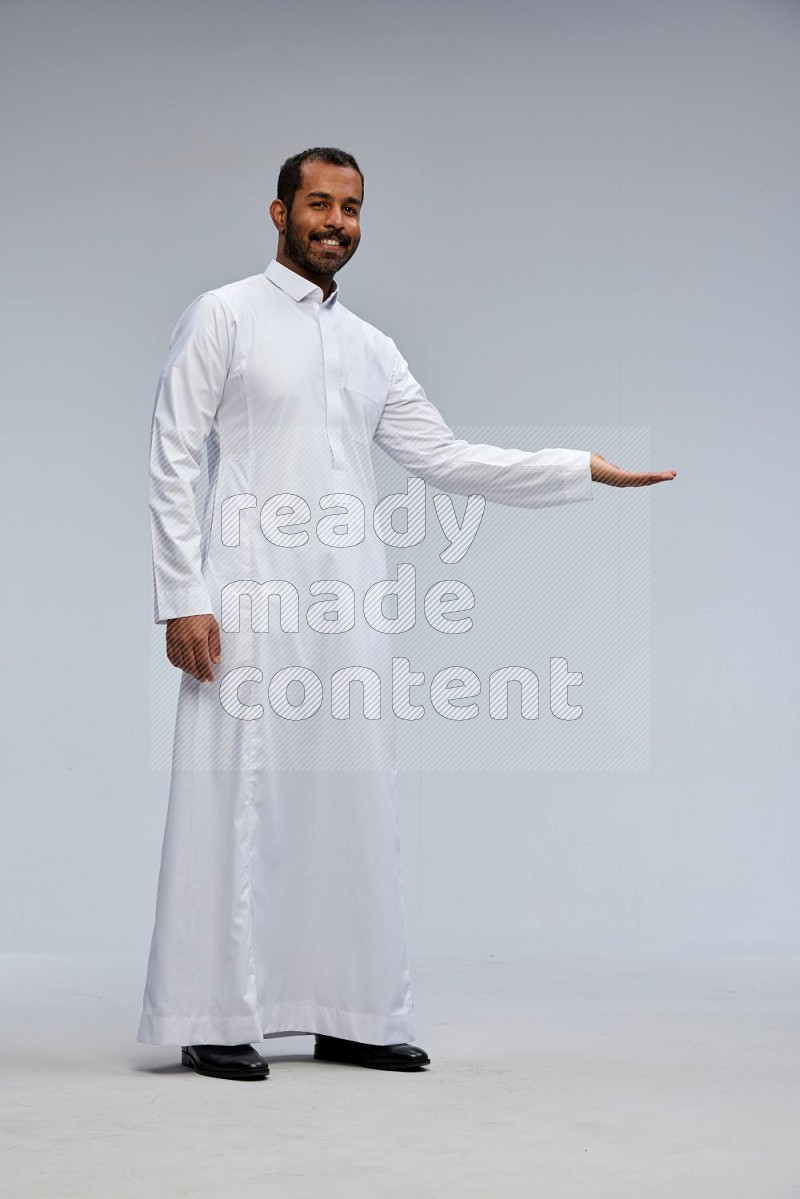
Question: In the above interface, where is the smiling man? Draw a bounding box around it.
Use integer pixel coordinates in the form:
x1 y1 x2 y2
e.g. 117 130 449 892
139 146 676 1082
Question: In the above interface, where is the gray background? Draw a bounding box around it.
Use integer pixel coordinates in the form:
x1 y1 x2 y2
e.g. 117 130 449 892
1 0 797 959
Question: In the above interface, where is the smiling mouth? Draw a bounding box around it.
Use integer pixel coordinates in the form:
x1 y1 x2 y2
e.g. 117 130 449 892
313 237 347 249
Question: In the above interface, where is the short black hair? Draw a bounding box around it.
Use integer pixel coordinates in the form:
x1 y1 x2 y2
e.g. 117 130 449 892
277 147 364 214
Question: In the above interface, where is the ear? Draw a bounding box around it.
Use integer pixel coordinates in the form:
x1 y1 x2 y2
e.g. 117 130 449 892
269 198 287 233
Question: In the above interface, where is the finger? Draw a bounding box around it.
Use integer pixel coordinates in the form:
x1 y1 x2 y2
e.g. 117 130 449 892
640 471 677 485
168 637 188 673
193 638 216 682
174 637 201 680
187 643 206 681
622 471 677 487
209 621 221 665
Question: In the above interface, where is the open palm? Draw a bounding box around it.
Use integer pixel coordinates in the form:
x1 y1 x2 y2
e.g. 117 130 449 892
590 452 677 487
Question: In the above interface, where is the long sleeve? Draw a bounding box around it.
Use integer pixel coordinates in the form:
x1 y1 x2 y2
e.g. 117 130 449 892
372 345 593 508
149 292 233 625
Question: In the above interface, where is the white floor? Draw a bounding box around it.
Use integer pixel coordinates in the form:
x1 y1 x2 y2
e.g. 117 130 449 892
2 953 799 1198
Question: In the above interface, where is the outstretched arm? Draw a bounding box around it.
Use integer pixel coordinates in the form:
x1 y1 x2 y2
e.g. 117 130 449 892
373 346 676 504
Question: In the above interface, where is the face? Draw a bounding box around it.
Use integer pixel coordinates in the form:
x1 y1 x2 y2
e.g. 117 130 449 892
277 160 363 279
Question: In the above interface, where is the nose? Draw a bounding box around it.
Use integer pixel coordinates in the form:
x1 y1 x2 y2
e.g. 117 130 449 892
324 208 345 229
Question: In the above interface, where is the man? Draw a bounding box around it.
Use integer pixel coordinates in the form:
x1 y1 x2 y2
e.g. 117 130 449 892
138 146 676 1082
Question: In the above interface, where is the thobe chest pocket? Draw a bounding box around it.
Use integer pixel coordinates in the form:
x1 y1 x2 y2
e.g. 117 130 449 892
340 373 386 443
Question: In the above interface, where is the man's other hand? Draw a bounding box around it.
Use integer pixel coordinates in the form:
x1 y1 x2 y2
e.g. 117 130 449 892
590 452 677 487
165 614 221 681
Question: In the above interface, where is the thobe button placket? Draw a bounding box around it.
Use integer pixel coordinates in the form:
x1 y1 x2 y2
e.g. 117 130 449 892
315 295 347 483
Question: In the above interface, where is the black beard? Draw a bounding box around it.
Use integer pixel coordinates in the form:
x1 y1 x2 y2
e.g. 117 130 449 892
283 212 358 278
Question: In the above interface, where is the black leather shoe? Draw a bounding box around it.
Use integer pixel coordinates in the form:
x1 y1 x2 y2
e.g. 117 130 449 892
180 1043 269 1080
313 1034 430 1071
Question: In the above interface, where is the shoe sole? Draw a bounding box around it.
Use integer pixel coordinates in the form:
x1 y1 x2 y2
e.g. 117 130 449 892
181 1050 269 1080
313 1050 429 1071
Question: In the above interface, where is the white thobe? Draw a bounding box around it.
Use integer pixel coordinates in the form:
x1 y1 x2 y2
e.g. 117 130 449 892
137 258 593 1046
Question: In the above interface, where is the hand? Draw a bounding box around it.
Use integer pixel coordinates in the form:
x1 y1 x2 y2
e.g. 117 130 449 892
166 613 221 681
590 452 677 487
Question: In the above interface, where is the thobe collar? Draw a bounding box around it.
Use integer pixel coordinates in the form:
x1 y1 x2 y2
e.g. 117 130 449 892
264 257 339 307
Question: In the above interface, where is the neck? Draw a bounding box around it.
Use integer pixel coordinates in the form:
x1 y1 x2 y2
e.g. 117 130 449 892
275 246 336 301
